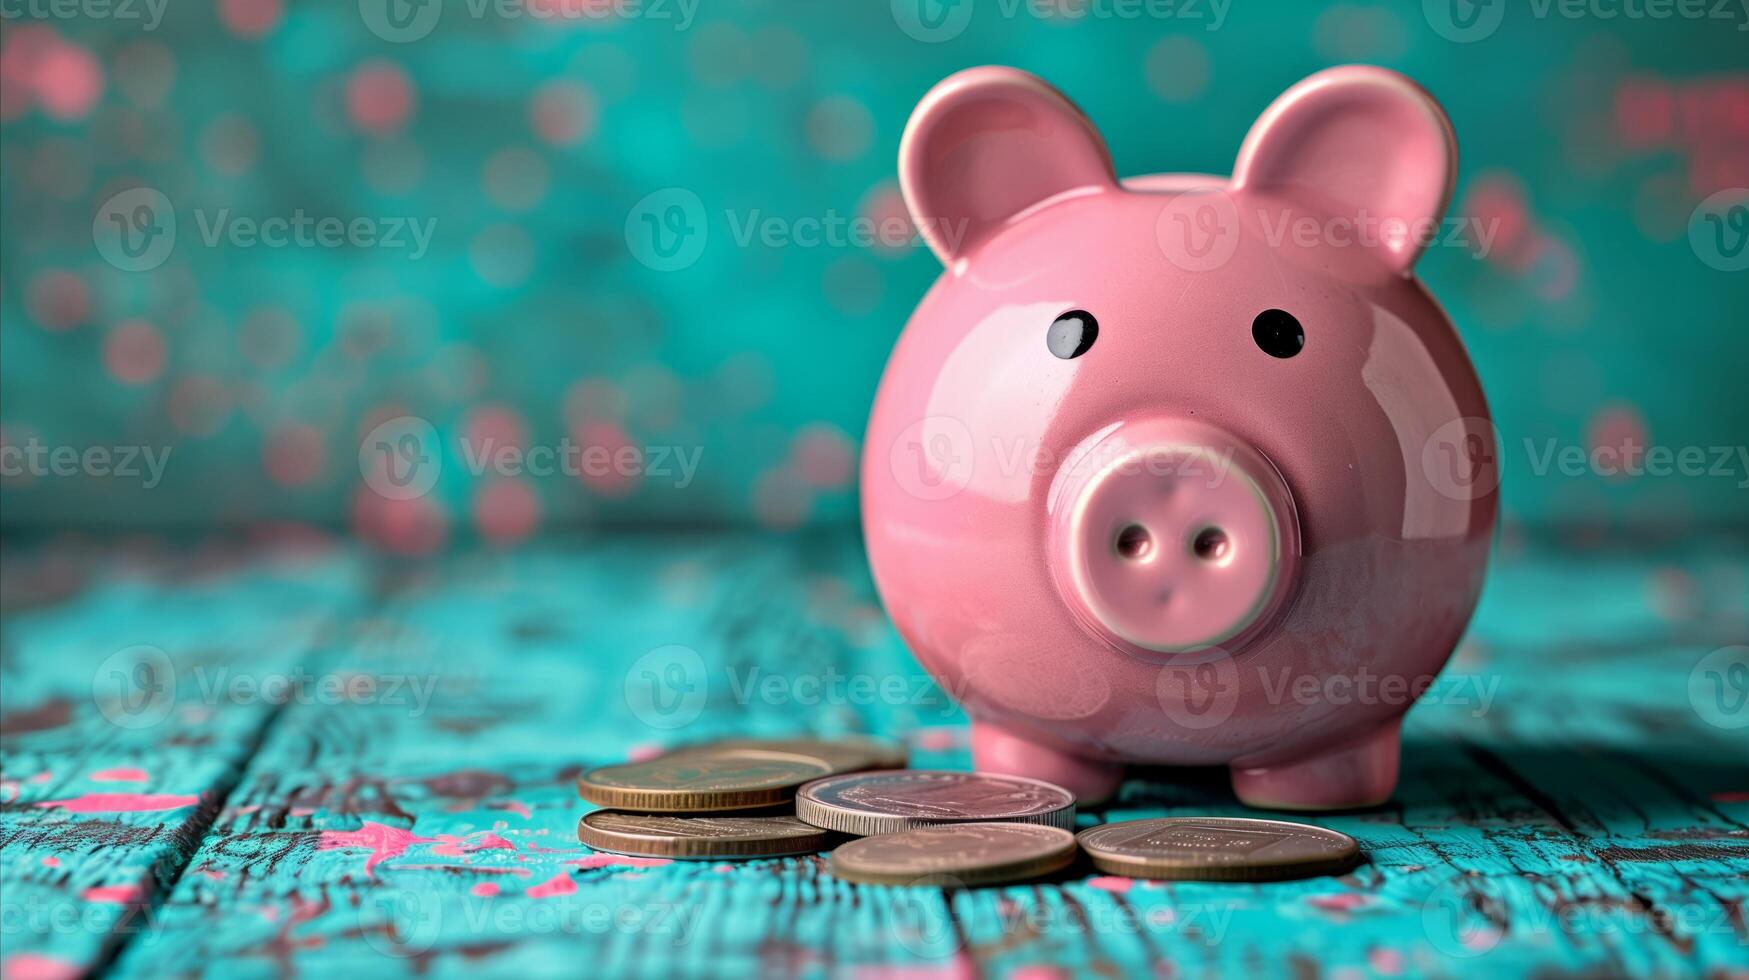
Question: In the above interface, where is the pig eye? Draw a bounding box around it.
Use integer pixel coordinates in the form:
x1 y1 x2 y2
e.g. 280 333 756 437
1048 310 1098 359
1252 309 1304 358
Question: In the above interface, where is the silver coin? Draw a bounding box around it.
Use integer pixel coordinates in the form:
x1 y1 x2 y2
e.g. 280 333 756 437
797 770 1077 836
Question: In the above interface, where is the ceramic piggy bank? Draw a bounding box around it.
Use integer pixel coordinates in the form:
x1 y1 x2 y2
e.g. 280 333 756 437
861 66 1498 810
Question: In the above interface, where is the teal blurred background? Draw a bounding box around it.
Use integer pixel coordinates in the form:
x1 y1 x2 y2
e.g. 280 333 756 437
1 0 1745 551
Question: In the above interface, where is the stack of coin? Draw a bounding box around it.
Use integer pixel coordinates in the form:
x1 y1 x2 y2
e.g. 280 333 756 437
577 739 1363 883
575 736 906 861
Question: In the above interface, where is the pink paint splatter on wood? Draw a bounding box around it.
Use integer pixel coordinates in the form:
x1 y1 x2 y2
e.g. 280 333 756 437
1084 876 1132 894
852 953 979 980
568 854 671 870
525 873 577 899
89 767 148 783
318 822 437 875
488 799 533 819
1309 893 1371 914
1 953 82 980
41 856 61 868
81 884 143 904
35 793 198 813
431 832 514 857
1368 948 1406 975
1712 791 1749 803
470 882 501 897
320 823 521 875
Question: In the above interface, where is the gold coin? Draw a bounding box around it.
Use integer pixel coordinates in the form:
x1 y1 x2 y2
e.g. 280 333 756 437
668 735 907 775
577 748 835 812
1076 817 1361 882
829 822 1078 886
579 809 837 860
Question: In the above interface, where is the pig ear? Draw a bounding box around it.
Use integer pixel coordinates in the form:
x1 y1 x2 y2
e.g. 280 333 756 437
1233 66 1457 274
900 66 1117 266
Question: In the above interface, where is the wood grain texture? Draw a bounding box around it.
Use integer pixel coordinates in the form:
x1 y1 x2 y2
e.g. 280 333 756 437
2 532 1745 979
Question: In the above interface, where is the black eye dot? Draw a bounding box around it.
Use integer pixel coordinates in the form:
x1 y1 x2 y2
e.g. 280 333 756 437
1048 310 1098 359
1252 309 1304 358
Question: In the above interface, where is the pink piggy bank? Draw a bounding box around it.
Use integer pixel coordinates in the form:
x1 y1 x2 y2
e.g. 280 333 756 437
861 66 1498 810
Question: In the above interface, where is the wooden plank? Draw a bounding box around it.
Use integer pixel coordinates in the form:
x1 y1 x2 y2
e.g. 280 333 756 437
0 540 366 980
4 532 1746 979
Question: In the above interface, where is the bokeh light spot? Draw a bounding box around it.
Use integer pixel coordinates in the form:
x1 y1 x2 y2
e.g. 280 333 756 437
483 147 551 212
264 424 326 487
346 61 415 135
220 0 283 38
1144 36 1209 104
806 96 873 161
530 81 597 146
470 223 536 288
33 39 104 121
104 320 167 385
27 270 89 331
790 423 855 489
475 479 541 546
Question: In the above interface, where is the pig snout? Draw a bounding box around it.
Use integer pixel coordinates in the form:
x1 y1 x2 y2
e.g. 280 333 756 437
1048 419 1301 657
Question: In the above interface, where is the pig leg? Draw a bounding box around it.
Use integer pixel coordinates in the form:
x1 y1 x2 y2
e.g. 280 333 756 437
1228 718 1400 810
972 721 1124 805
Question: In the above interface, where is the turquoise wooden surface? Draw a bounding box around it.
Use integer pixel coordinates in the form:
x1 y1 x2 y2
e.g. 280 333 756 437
2 532 1745 979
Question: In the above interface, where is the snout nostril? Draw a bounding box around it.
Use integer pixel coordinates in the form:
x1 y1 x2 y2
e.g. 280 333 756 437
1115 524 1153 561
1192 527 1231 563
